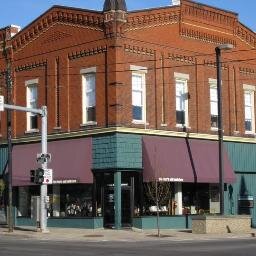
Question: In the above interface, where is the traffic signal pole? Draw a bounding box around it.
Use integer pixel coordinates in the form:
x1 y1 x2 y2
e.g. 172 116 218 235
3 103 48 233
40 106 48 233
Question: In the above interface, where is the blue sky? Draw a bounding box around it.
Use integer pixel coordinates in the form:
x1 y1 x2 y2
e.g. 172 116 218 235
0 0 255 31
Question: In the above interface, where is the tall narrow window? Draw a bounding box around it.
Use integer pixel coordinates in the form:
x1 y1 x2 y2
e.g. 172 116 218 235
81 67 96 124
209 80 218 129
131 65 147 123
244 87 255 133
174 73 189 127
26 79 38 131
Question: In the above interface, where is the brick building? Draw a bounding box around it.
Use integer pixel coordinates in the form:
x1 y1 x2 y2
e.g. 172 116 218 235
0 0 256 229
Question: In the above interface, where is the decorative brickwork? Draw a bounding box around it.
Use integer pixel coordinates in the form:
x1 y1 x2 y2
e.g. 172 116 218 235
126 11 180 31
180 27 236 46
12 7 104 52
68 46 107 60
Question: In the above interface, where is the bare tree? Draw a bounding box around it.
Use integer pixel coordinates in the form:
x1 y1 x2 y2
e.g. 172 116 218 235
145 181 171 237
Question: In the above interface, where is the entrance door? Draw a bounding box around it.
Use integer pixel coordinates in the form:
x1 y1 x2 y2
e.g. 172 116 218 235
103 185 115 228
103 185 132 228
121 186 131 227
96 172 139 228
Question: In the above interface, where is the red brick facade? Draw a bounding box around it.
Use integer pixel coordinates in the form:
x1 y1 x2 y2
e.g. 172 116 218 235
0 0 256 139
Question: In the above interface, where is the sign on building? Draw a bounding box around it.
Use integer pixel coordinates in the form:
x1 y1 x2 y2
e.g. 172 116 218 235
43 169 53 184
0 96 4 111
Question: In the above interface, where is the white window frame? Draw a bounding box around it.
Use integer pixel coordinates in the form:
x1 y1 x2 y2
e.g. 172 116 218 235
25 79 39 132
174 72 189 128
130 65 147 124
81 67 97 125
243 84 255 134
209 78 218 130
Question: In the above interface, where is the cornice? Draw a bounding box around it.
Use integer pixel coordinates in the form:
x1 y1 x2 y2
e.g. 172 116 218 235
125 10 180 31
181 1 237 29
235 23 256 48
11 7 104 52
180 25 237 47
4 126 256 145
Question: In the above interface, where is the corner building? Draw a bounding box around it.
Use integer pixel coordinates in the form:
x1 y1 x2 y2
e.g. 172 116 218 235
0 0 256 229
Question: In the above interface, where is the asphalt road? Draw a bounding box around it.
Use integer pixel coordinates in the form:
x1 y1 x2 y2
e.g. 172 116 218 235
1 237 256 256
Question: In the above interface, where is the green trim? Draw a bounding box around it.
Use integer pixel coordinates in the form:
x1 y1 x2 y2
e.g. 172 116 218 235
16 217 104 229
114 171 122 230
16 217 36 227
133 216 192 229
0 146 8 176
48 217 103 229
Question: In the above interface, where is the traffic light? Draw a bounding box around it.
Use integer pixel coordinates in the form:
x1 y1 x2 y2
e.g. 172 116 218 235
30 170 35 183
35 168 45 184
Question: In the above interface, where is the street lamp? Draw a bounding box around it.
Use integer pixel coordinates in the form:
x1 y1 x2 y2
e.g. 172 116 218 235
215 43 233 215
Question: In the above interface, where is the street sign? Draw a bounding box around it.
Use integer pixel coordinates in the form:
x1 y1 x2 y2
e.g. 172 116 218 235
43 169 53 184
0 96 4 111
36 153 51 163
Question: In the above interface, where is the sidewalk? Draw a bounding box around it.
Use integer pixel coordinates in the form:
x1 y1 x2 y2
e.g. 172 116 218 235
1 226 256 242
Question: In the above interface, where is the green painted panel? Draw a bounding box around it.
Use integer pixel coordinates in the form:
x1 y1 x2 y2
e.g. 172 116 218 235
0 146 8 176
133 216 192 229
225 142 256 173
47 217 104 229
93 133 142 170
16 217 104 229
224 173 256 227
16 217 36 227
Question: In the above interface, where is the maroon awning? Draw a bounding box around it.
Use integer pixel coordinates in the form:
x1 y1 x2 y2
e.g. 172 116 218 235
143 136 236 183
12 137 93 186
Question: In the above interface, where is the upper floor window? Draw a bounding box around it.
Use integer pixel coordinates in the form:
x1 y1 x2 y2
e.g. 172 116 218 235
174 73 189 127
243 84 255 134
81 67 96 124
209 79 218 129
26 79 38 131
131 65 147 123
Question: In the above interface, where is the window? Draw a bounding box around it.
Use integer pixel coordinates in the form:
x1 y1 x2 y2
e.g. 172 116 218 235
81 67 96 124
209 79 218 129
243 85 255 133
26 79 38 131
174 73 189 127
131 65 147 123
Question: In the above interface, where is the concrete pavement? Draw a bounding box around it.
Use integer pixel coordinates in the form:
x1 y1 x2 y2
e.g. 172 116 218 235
1 226 256 242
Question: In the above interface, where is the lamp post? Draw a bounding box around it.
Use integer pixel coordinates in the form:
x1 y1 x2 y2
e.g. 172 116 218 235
215 44 233 215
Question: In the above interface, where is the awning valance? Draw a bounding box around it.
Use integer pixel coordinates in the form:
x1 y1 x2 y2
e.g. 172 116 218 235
143 136 236 184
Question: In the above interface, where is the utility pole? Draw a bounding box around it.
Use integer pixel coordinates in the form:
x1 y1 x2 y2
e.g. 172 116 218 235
3 26 13 232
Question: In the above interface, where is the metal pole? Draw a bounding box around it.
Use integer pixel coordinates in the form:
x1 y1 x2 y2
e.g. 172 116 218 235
3 26 13 233
40 106 48 232
6 66 13 232
215 47 224 215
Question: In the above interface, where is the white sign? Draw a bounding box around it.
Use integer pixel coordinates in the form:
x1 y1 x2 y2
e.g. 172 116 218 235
43 169 53 184
0 96 4 111
158 177 184 182
53 179 78 184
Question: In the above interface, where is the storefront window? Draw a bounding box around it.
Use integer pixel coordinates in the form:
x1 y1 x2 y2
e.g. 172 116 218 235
17 186 40 217
52 184 93 218
182 183 211 215
141 182 216 216
17 184 93 218
142 182 175 216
